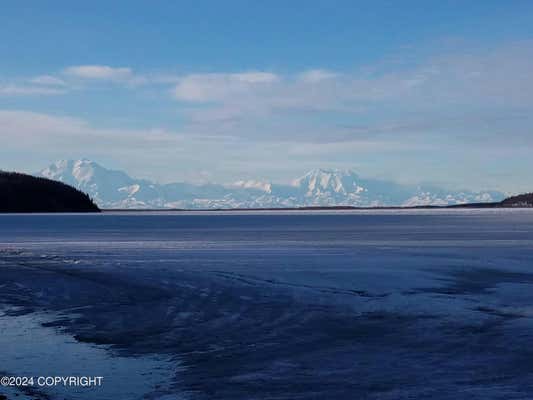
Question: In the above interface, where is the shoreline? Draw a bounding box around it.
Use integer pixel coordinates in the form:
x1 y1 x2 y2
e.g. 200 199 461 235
2 206 533 216
102 203 526 212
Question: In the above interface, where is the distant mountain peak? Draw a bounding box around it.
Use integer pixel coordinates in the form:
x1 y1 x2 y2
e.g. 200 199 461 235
293 168 364 198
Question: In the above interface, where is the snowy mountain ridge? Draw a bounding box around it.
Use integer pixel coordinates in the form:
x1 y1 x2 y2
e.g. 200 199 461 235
38 159 505 209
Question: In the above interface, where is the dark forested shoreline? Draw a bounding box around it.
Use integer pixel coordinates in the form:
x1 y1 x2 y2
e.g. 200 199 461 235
0 171 100 213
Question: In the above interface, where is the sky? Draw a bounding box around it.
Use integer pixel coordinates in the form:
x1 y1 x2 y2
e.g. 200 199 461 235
1 0 533 192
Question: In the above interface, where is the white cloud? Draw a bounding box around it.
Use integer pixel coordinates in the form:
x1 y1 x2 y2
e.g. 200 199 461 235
64 65 133 81
298 69 339 83
173 72 279 102
168 40 533 145
232 72 279 83
0 110 88 136
29 75 67 86
0 85 66 96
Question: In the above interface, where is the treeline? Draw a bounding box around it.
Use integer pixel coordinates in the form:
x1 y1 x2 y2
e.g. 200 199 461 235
500 192 533 207
0 171 100 213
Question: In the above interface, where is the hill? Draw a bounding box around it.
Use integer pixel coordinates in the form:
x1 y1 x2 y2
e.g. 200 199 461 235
0 171 100 213
500 192 533 207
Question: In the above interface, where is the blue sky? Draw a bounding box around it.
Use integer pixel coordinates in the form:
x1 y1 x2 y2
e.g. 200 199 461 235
1 1 533 192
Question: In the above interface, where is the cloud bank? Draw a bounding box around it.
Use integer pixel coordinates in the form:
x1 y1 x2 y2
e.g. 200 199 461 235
1 41 533 191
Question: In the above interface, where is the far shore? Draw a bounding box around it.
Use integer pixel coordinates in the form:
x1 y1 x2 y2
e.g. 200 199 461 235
102 202 530 213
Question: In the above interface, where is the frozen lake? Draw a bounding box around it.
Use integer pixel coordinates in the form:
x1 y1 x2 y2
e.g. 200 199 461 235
1 209 533 399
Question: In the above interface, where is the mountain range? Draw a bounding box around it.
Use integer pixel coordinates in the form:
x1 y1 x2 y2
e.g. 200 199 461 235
38 159 505 209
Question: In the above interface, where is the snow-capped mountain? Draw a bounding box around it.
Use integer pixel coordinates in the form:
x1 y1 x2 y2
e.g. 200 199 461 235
292 169 366 203
38 160 505 209
40 160 161 208
287 168 504 207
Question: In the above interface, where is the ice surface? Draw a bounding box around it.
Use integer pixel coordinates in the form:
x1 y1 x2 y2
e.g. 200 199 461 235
0 310 182 400
1 209 533 399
